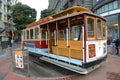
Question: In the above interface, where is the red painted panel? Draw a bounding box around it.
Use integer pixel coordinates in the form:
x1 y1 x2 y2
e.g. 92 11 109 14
35 41 41 48
41 40 48 48
35 40 48 48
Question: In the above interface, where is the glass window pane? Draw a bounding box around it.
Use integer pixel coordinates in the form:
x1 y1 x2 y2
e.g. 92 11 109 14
113 1 118 9
30 29 33 39
97 9 99 14
108 3 113 10
97 20 102 38
35 27 39 39
102 22 106 38
105 5 108 12
42 30 47 39
101 6 105 13
27 30 29 39
71 26 80 40
87 18 94 37
58 30 64 39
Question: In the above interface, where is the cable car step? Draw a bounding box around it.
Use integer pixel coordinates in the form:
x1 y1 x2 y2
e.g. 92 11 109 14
40 56 100 74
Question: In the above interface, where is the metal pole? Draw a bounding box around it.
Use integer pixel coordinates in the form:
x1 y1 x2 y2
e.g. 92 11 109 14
28 53 30 77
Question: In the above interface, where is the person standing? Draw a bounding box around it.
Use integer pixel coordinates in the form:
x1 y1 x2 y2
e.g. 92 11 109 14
113 38 120 55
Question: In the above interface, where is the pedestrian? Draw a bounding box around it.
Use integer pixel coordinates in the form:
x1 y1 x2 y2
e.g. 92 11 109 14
107 38 111 45
113 38 120 55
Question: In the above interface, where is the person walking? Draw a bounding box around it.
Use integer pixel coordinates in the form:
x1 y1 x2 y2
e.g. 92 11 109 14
113 38 120 55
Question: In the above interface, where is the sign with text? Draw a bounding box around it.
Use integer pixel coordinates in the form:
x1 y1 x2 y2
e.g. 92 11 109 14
14 50 24 69
88 44 96 58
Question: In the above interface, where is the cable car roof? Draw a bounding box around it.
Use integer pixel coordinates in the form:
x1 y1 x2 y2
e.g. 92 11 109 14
40 12 106 26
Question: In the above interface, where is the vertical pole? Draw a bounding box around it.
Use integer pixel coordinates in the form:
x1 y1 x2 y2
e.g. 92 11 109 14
56 21 58 55
82 25 85 63
29 29 30 40
46 31 48 45
11 31 14 56
56 22 58 45
27 51 30 77
33 27 35 39
39 26 41 45
68 18 70 58
66 28 69 47
83 15 87 63
11 31 14 71
67 18 70 47
47 24 50 53
54 30 56 46
21 31 23 49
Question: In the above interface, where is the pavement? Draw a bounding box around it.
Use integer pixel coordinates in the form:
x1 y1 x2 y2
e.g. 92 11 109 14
0 43 120 80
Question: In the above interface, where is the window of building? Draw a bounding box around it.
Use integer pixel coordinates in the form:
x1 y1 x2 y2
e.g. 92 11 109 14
113 1 118 9
104 4 108 12
97 8 99 14
95 1 118 14
101 6 105 13
96 0 99 2
99 8 102 13
108 2 113 11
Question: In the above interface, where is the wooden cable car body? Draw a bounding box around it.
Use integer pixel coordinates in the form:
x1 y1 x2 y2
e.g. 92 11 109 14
22 6 107 74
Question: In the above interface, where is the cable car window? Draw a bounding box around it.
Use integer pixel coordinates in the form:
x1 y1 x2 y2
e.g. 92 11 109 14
27 30 29 39
102 22 106 38
58 27 68 40
58 30 64 40
35 27 39 39
30 29 33 39
87 18 94 37
71 26 80 40
97 20 102 38
42 30 47 39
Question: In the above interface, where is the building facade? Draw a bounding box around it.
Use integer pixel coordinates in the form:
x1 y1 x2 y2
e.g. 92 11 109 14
92 0 120 41
0 0 17 48
48 0 93 12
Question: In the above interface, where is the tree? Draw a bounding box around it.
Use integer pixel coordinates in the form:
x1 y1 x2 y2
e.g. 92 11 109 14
11 2 37 30
11 2 37 41
40 9 55 19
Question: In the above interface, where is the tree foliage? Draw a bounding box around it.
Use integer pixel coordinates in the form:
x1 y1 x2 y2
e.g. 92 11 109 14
11 2 37 30
40 9 55 19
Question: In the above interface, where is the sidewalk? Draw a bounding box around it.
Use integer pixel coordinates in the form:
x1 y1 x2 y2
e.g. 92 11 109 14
0 42 21 59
